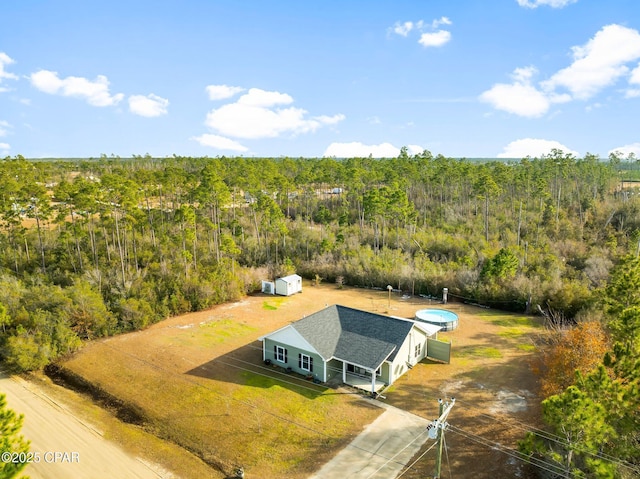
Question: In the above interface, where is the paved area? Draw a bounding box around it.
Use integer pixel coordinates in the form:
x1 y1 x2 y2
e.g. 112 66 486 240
309 400 433 479
0 373 167 479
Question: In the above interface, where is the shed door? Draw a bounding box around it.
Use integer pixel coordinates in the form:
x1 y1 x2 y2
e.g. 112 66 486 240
426 338 451 363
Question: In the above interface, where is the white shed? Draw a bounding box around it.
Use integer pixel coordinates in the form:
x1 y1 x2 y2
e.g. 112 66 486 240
275 274 302 296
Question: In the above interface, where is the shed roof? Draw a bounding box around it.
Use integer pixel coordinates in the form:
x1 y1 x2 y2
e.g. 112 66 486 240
289 305 414 371
277 274 302 283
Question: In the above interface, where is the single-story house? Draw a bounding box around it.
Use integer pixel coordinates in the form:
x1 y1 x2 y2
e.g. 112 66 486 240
275 274 302 296
260 305 441 394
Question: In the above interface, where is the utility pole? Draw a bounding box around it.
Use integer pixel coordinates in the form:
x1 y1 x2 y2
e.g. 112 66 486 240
432 397 455 479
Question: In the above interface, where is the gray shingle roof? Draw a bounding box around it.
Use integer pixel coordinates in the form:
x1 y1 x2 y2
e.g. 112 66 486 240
291 305 413 370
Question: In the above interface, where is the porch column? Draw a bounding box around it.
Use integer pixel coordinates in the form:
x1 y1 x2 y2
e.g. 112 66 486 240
342 362 346 383
371 370 376 395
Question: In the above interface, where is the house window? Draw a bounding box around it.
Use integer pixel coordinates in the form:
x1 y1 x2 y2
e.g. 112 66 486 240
274 345 288 363
298 353 313 372
415 343 422 358
347 363 380 377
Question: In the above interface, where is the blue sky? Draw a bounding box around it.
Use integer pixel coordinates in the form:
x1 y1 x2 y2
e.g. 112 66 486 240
2 0 640 159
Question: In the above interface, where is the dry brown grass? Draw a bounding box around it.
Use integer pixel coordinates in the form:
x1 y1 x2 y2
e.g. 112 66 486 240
61 283 545 478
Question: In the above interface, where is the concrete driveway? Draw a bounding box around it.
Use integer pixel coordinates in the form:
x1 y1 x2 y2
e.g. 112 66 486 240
309 400 433 479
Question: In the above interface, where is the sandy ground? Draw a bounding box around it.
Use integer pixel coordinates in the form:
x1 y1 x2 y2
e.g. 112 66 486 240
44 281 544 478
0 372 168 479
115 282 544 478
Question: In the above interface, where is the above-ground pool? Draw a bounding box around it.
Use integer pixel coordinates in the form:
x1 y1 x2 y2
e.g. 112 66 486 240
415 309 459 331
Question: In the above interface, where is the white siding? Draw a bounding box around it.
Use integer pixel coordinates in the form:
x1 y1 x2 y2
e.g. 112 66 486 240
265 325 321 356
388 325 428 384
275 274 302 296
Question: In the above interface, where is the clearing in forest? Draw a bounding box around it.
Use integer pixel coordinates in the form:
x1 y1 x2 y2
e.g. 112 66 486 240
59 282 544 479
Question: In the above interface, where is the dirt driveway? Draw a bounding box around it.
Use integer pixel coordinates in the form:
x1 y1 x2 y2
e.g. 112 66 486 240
0 372 167 479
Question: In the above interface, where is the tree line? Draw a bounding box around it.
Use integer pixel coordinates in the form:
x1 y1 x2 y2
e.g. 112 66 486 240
1 150 640 476
520 255 640 478
0 150 633 371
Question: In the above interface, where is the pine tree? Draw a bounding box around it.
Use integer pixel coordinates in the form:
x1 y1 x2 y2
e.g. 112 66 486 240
0 393 30 479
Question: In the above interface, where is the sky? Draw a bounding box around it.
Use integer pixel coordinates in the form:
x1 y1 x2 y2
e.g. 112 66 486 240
1 0 640 159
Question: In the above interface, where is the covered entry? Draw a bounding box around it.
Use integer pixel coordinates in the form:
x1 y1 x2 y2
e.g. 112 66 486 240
342 362 386 394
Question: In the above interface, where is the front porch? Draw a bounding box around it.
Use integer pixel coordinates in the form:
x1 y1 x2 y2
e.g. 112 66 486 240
344 373 387 393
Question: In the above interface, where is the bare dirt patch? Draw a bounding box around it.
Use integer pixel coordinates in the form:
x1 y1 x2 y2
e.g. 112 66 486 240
383 303 543 478
60 282 544 478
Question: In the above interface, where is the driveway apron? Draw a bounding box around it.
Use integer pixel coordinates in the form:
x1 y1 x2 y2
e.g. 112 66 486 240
309 401 432 479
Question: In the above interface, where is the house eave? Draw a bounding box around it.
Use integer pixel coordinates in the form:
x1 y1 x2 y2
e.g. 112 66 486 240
332 346 396 372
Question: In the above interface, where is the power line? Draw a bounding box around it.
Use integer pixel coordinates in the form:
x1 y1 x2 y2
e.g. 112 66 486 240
396 440 438 478
434 398 455 478
443 431 452 479
231 349 639 478
387 397 575 479
246 339 639 476
447 424 573 478
92 341 417 468
364 428 431 479
389 389 638 476
452 398 640 474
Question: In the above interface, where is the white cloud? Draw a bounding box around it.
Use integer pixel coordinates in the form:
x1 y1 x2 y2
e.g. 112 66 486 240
627 64 640 97
390 18 452 48
0 142 10 153
516 0 577 8
585 102 603 111
542 24 640 100
191 134 248 152
0 53 18 92
482 24 640 117
431 17 451 28
511 66 536 83
190 133 249 151
128 94 169 117
0 120 11 137
419 30 451 48
324 142 423 158
29 70 124 107
313 114 345 125
204 88 344 139
392 21 415 37
609 143 640 158
206 84 245 100
236 88 293 107
631 64 640 84
497 138 579 158
480 67 551 117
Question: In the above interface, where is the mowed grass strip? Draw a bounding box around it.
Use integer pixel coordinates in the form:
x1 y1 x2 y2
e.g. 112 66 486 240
63 324 381 478
487 313 540 328
456 346 504 359
163 319 257 349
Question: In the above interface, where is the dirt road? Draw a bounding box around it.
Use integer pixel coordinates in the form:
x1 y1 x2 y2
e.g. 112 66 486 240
0 372 168 479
